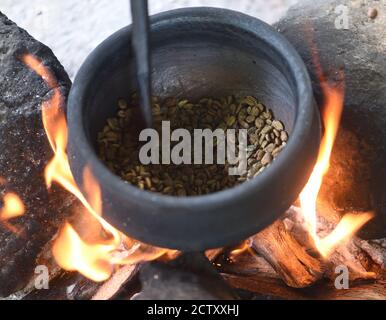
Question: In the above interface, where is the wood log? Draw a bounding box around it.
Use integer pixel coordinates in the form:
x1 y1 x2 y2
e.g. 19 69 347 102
284 205 385 280
219 246 386 300
251 220 324 288
216 248 278 279
216 203 385 293
206 248 224 261
359 239 386 271
224 273 386 300
91 265 139 300
23 265 139 300
23 272 99 300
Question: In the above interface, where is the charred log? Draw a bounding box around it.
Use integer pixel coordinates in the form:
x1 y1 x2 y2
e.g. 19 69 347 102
91 265 139 300
224 272 386 300
23 265 139 300
251 220 324 288
285 205 385 280
219 235 385 300
23 272 99 300
216 204 385 295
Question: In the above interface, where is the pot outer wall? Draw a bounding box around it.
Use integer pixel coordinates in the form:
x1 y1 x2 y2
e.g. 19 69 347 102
67 8 321 251
275 0 386 238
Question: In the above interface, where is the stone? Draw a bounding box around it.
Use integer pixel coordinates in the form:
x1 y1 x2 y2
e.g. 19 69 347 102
132 253 236 300
0 12 74 297
275 0 386 238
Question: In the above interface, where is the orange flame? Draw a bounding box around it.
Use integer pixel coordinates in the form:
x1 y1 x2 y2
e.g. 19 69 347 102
0 192 25 221
318 213 373 257
53 223 114 281
0 190 25 235
22 54 172 282
299 80 345 240
299 76 373 257
229 241 251 259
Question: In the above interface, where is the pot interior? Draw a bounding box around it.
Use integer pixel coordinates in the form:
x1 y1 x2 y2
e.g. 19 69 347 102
82 22 298 153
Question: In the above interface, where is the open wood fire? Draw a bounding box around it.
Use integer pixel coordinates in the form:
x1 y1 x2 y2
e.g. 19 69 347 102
3 51 381 300
0 1 385 300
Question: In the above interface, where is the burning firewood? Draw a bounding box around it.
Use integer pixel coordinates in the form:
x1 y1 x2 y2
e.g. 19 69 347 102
89 248 224 300
284 204 384 281
222 273 386 300
251 220 323 288
225 206 384 290
218 203 385 299
91 264 139 300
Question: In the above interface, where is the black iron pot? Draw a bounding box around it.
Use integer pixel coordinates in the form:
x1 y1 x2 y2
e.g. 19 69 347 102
67 7 321 251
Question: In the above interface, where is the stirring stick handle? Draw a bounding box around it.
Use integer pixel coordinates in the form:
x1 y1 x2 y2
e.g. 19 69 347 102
130 0 153 128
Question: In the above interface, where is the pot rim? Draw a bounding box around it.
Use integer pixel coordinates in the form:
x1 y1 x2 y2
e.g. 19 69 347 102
68 7 319 212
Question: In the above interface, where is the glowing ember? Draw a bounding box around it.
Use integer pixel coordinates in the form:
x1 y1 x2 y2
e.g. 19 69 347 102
22 54 173 282
299 76 373 257
229 240 251 260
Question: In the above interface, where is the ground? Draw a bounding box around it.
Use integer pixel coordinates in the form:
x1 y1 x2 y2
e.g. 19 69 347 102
1 0 298 79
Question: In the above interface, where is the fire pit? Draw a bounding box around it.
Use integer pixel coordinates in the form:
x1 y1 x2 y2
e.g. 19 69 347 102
67 7 321 251
0 0 385 301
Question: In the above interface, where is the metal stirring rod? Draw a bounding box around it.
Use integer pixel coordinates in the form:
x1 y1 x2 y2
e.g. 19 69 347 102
130 0 153 128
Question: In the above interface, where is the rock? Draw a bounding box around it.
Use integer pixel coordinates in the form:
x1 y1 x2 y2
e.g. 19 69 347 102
132 253 236 300
0 12 74 296
368 8 378 19
275 0 386 239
